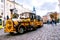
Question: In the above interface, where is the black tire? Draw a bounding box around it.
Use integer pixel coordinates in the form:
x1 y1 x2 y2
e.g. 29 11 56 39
26 25 33 31
18 27 25 34
40 25 43 28
33 27 37 31
37 25 41 28
9 32 14 34
29 26 34 31
30 27 33 31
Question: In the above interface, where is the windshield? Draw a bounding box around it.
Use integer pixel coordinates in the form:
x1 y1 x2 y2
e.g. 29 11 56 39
12 13 19 19
20 13 29 19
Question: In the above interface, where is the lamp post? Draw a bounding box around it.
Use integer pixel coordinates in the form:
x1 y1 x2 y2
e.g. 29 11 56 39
12 0 15 14
4 0 5 19
11 0 15 8
3 0 5 26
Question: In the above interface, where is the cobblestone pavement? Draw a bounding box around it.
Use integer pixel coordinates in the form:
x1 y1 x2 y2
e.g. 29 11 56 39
0 23 60 40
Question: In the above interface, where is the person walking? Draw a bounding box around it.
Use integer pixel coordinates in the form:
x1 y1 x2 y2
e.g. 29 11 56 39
51 18 57 26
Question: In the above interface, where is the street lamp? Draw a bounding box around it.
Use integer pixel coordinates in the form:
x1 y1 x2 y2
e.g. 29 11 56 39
14 0 15 9
3 0 5 26
4 0 5 19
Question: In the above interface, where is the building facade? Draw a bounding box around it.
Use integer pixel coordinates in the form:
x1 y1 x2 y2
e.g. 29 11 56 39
0 0 31 20
0 0 4 18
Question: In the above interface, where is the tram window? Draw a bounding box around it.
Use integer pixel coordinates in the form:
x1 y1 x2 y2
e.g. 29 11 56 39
12 13 19 18
36 16 41 21
30 15 33 19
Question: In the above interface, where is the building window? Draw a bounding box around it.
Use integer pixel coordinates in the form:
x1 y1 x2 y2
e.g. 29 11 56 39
1 13 3 15
1 0 4 2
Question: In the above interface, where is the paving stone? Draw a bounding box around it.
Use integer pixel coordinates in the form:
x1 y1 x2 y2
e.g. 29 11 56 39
0 23 60 40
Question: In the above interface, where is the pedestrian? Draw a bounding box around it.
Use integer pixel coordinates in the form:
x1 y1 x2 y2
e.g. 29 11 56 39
51 19 57 26
52 19 54 25
7 15 9 20
51 19 54 25
54 20 57 26
47 20 50 24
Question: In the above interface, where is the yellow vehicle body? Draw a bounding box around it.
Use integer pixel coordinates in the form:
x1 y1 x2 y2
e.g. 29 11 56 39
18 18 43 30
4 11 43 33
4 19 16 32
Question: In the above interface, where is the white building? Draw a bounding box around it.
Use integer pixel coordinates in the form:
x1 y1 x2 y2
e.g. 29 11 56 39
0 0 31 19
0 0 4 18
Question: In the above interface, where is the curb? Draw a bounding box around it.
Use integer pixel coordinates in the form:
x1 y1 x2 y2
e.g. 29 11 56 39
0 27 4 30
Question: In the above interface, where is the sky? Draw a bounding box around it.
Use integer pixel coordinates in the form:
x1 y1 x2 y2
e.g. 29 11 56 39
15 0 59 17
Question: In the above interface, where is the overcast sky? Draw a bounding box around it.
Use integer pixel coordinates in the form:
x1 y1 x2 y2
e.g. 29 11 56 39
15 0 59 17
